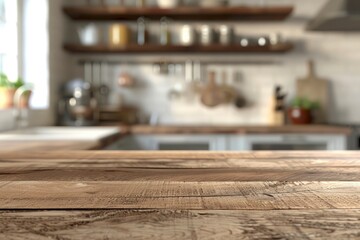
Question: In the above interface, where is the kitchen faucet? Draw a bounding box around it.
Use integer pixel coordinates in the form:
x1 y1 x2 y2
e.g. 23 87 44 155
13 85 32 129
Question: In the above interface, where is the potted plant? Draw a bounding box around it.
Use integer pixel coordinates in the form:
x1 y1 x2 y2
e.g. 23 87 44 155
0 73 28 109
287 97 319 125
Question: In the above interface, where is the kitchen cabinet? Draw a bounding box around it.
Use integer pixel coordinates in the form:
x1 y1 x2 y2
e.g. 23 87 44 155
107 134 227 151
108 133 349 151
230 134 348 151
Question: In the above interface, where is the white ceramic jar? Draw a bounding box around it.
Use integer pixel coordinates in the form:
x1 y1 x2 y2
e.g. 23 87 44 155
219 25 233 45
200 25 214 45
77 23 100 46
180 25 196 46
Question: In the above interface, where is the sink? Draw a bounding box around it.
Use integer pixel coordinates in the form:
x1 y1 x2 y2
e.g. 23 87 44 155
0 127 120 141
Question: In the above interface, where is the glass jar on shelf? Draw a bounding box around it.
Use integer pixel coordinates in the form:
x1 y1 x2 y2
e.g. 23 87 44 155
160 17 172 46
137 17 149 45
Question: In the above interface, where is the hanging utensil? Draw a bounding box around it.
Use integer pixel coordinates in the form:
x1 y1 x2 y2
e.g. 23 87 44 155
118 63 136 88
200 71 222 108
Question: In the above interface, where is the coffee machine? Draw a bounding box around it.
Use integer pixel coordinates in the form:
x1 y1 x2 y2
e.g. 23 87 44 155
58 79 98 126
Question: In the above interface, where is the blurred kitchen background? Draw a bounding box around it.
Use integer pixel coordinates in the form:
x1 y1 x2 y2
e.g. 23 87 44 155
1 0 360 151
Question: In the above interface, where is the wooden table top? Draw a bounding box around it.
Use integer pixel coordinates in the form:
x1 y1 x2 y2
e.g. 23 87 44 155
124 124 353 135
1 151 360 239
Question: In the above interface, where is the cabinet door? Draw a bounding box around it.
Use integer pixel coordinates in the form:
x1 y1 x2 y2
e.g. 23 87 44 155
149 135 228 151
104 135 154 150
230 134 348 151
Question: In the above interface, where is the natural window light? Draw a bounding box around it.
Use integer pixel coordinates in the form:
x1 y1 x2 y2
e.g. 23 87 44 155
0 0 19 80
0 0 49 110
23 0 49 109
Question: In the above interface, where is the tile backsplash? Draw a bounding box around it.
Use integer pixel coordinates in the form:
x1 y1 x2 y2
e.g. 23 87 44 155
64 0 360 125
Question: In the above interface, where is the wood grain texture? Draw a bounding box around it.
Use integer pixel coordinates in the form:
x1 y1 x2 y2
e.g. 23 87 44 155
124 124 352 135
63 43 294 54
1 151 360 238
1 209 360 240
63 6 294 21
1 181 360 209
1 167 360 181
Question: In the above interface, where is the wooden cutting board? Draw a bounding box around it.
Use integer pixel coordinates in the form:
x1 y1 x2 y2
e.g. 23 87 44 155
296 60 329 123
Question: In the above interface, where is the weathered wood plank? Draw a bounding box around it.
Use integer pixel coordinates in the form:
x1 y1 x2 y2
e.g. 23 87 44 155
127 125 352 135
1 167 360 181
2 152 360 170
1 209 360 240
1 181 359 210
2 151 360 161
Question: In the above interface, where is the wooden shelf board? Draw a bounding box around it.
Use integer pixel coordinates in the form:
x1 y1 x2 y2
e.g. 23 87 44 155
63 43 294 54
63 6 293 21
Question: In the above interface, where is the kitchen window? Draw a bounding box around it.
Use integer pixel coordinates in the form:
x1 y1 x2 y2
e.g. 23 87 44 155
0 0 49 109
0 0 49 132
0 0 19 80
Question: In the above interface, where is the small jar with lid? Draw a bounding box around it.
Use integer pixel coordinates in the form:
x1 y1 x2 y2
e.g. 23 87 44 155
200 25 214 45
180 25 196 46
137 17 149 45
219 25 233 45
109 24 130 47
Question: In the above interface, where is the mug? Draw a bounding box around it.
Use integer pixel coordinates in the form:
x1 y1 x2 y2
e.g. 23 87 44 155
109 24 130 47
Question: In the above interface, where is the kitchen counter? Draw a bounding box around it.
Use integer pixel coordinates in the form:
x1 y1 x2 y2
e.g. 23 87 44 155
0 127 124 151
122 124 353 135
0 140 104 151
0 151 360 239
0 125 352 151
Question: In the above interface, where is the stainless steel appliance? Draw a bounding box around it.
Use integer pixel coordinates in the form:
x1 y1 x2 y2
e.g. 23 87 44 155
58 79 98 126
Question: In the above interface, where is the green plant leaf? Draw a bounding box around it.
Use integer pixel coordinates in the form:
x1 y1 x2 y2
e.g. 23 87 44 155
0 73 10 88
290 97 320 110
0 74 25 89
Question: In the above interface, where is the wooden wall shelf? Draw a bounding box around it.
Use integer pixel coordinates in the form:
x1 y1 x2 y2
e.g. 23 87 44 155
63 6 293 21
63 43 294 54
